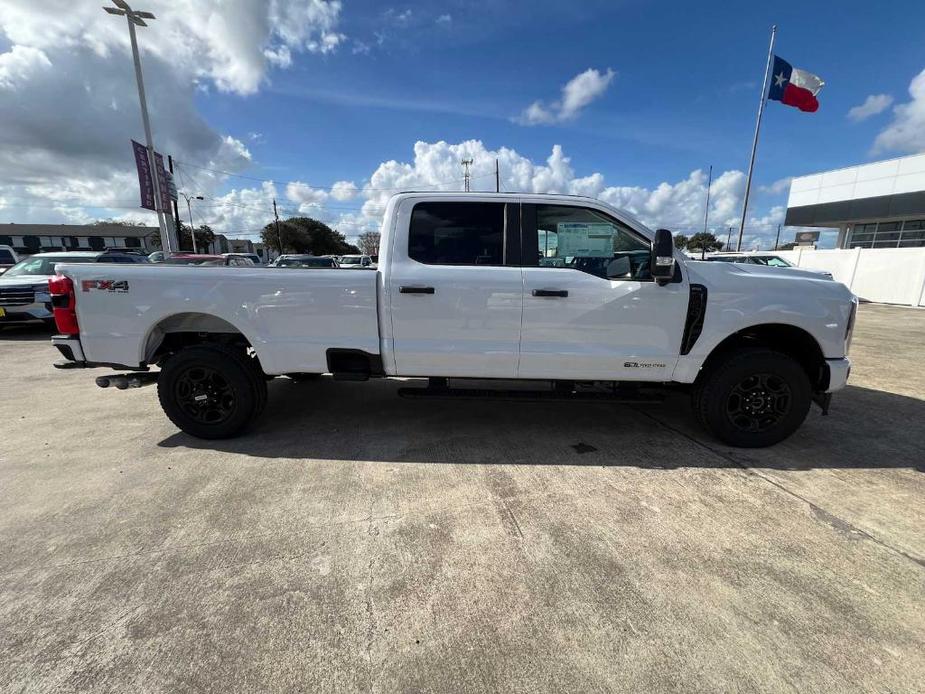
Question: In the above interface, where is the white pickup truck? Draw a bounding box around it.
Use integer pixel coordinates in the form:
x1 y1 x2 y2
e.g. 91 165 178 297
48 193 857 447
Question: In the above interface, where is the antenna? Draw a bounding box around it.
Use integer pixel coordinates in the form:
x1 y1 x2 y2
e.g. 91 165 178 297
461 158 473 192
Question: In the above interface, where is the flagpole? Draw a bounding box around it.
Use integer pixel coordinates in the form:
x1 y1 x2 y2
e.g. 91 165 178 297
737 24 777 251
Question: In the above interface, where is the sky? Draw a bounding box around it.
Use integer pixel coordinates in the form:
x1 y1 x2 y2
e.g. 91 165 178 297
1 0 924 250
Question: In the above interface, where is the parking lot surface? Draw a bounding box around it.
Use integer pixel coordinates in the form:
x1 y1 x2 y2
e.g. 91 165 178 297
1 304 923 693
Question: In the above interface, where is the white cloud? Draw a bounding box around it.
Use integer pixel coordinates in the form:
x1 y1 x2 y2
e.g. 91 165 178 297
436 14 452 25
759 177 792 195
0 45 51 89
873 69 925 154
330 180 358 201
128 140 788 249
0 1 341 226
516 68 616 125
847 93 893 122
355 140 778 246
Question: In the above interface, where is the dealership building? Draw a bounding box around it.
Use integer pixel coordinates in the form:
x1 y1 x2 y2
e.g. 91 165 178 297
785 152 925 249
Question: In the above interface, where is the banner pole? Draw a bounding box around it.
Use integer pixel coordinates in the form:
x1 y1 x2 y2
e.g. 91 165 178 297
737 24 777 251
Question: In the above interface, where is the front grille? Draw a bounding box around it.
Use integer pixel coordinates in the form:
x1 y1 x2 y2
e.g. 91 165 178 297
0 286 36 306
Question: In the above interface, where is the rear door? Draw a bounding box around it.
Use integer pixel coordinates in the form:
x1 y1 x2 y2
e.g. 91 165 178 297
518 203 689 381
387 199 523 378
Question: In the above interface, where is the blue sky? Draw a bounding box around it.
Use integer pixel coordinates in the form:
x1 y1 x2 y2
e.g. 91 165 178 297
198 0 921 191
2 0 924 248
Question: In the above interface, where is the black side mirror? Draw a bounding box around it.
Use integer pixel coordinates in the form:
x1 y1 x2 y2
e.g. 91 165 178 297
651 228 675 286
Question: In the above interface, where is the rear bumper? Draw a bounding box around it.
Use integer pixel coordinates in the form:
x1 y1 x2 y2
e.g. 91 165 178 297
52 335 85 363
825 357 851 393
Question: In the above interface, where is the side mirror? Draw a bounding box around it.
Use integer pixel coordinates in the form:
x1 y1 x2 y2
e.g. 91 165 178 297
651 228 675 285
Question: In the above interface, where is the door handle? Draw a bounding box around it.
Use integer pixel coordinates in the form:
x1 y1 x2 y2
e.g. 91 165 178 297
399 286 435 294
532 289 568 297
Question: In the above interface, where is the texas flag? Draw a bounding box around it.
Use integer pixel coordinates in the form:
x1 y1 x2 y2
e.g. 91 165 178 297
768 55 824 112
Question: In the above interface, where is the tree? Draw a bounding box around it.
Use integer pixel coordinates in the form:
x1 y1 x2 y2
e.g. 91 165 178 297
91 219 146 227
260 216 357 255
176 221 215 252
673 233 690 250
358 231 381 256
685 232 724 254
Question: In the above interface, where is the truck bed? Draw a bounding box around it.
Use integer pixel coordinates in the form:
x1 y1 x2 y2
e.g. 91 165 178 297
57 264 380 374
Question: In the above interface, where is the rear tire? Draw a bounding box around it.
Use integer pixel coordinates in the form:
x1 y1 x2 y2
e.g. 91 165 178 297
692 348 811 448
158 344 267 439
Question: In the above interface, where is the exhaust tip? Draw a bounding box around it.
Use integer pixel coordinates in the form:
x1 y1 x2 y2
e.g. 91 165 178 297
95 376 111 388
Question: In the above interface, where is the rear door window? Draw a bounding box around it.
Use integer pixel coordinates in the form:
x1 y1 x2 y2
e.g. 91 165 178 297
409 202 505 266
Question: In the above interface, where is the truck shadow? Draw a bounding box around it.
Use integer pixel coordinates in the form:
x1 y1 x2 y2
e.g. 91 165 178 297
0 324 53 341
158 378 925 472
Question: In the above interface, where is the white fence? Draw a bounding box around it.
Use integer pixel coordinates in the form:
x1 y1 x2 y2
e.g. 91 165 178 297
775 247 925 307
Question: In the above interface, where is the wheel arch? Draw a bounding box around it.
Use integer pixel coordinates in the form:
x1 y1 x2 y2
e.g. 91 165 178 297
141 311 264 371
699 322 828 390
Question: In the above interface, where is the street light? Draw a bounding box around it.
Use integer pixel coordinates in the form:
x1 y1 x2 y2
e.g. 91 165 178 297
180 193 204 253
103 0 174 252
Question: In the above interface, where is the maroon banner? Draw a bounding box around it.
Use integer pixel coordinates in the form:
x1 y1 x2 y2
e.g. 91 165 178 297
132 139 156 211
153 152 174 212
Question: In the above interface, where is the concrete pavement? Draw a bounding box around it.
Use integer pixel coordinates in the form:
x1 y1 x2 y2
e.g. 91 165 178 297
1 304 923 693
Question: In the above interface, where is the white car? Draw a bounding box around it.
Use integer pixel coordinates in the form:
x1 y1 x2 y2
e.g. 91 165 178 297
49 193 856 448
706 252 834 279
338 254 373 269
1 251 147 326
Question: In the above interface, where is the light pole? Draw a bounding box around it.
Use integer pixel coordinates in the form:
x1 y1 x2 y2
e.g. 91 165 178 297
180 193 204 253
103 0 174 252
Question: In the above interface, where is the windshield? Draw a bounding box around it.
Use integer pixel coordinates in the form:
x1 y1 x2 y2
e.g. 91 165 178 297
276 257 334 267
752 255 793 267
3 255 96 277
339 256 361 264
164 257 223 265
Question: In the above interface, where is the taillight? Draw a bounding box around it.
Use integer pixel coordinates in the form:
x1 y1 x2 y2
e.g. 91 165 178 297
48 275 79 335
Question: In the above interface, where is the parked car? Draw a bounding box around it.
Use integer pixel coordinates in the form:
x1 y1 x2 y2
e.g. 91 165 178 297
271 255 339 268
148 251 166 263
705 252 833 279
49 193 858 448
338 254 373 269
0 250 145 326
0 245 19 275
165 254 255 267
223 252 262 266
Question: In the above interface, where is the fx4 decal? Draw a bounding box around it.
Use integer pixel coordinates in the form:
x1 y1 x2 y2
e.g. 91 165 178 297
82 280 130 293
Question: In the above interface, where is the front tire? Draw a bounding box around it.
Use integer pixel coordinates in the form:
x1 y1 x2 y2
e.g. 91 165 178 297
692 348 812 448
158 344 267 439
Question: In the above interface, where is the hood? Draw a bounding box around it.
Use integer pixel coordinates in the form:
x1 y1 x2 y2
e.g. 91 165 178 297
0 273 53 289
685 259 852 298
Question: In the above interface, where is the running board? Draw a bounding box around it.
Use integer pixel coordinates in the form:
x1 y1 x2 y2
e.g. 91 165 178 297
397 385 665 404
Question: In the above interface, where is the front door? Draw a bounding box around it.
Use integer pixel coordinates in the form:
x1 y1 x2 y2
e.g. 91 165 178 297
388 200 523 378
518 203 689 382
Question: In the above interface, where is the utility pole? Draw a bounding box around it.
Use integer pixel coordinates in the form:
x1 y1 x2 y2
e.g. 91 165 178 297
104 0 174 252
726 226 733 249
180 192 203 253
168 155 182 249
273 199 283 256
495 158 500 193
461 158 473 192
702 164 712 234
774 223 782 250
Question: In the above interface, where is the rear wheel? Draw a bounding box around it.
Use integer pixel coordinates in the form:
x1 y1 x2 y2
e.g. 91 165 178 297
158 344 267 439
692 348 811 448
